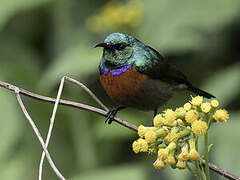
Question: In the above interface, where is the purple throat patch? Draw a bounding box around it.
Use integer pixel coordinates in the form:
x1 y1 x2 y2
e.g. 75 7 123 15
101 65 131 76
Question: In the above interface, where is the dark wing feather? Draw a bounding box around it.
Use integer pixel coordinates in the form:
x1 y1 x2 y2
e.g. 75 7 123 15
139 45 189 85
136 45 215 98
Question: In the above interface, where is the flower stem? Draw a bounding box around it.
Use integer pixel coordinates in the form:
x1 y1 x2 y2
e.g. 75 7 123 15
204 131 210 180
186 163 197 178
193 161 202 180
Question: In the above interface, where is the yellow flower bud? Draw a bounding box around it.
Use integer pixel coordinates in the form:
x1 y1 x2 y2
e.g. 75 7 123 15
158 143 176 158
164 151 176 165
167 142 177 151
189 149 200 160
213 109 229 123
162 126 170 131
155 128 167 137
188 139 200 160
191 96 203 106
164 133 178 145
137 125 156 137
145 130 157 144
132 140 140 153
158 148 169 160
175 107 186 119
153 158 165 169
211 99 219 108
153 114 165 127
137 138 148 152
191 120 208 136
176 160 186 169
163 109 177 124
201 102 211 113
178 144 190 161
137 125 146 137
185 110 199 123
177 119 184 126
184 103 192 111
148 147 156 154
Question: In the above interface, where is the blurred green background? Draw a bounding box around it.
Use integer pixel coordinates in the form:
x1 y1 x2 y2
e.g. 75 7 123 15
0 0 239 179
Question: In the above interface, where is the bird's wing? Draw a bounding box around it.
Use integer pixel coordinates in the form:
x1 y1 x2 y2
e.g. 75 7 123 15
136 45 190 86
134 45 215 98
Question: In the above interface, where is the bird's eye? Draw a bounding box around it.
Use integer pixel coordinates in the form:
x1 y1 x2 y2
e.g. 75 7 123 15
114 43 126 50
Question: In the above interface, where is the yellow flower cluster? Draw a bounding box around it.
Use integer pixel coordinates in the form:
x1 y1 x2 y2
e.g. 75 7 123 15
85 0 143 33
132 95 229 170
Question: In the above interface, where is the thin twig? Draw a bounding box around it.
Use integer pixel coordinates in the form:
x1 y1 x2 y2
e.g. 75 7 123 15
39 76 110 179
0 80 137 131
202 160 240 180
64 76 108 111
0 79 239 180
13 87 66 180
39 77 65 180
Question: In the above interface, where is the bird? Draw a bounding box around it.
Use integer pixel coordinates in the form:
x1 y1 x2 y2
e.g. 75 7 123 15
95 32 215 124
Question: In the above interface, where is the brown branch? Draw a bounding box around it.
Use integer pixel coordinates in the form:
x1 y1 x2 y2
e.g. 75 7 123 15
202 160 240 180
39 76 112 179
0 80 137 131
0 79 239 180
13 88 65 180
39 77 65 180
64 76 109 111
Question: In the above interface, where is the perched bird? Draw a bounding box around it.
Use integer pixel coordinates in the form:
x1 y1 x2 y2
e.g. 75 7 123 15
95 33 215 124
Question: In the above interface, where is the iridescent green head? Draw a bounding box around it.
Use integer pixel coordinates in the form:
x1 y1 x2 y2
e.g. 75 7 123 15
95 33 139 67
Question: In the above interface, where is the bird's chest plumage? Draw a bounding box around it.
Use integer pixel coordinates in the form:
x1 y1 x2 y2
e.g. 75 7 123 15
100 66 147 102
100 65 174 110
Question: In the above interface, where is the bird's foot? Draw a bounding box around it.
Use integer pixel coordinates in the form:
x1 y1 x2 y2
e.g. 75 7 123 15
154 108 158 117
105 107 125 124
152 107 158 126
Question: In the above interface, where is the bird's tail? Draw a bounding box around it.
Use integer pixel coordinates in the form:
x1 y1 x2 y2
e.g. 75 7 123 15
187 85 215 99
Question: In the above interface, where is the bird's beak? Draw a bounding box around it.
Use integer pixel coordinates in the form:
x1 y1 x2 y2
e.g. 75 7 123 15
94 42 111 48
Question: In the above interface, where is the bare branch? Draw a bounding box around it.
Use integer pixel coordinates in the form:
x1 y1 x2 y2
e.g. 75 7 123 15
64 76 108 111
39 76 109 180
0 80 137 131
202 160 240 180
0 79 239 180
39 77 65 180
13 88 66 180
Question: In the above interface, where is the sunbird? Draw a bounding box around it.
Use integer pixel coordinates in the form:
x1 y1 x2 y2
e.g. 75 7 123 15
95 33 215 124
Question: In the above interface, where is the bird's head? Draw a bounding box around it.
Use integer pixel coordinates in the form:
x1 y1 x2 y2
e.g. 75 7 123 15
95 33 138 67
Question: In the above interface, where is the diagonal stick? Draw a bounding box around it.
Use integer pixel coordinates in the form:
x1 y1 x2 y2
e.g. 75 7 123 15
39 76 109 180
38 76 65 180
64 76 108 111
14 87 66 180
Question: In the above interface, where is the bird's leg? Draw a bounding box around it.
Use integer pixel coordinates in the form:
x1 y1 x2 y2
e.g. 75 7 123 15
152 107 158 126
154 107 158 117
105 106 125 124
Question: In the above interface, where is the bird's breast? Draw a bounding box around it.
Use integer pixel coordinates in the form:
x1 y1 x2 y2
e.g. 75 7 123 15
100 66 147 102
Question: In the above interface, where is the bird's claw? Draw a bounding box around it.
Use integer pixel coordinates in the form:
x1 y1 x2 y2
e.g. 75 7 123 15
105 107 125 124
105 108 118 124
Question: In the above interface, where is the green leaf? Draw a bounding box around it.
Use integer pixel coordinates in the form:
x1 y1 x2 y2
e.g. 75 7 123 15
208 144 213 152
